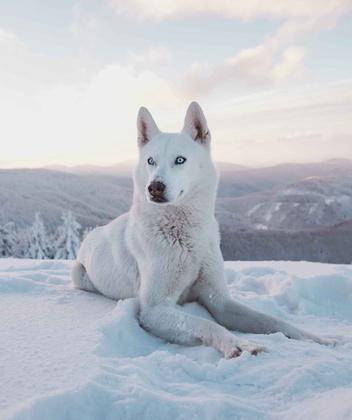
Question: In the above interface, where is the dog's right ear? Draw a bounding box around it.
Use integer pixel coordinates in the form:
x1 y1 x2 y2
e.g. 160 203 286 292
137 107 160 147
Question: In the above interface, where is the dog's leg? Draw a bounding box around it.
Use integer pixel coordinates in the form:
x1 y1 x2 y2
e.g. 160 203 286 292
200 291 334 345
138 263 266 357
196 251 335 345
71 261 97 293
139 302 266 357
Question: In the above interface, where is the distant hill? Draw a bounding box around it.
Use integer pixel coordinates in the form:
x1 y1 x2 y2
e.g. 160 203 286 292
43 158 352 199
221 220 352 264
1 159 352 263
0 169 132 231
217 158 352 197
217 174 352 231
2 159 352 231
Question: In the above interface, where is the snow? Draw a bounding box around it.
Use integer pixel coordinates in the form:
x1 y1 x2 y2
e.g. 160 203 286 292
325 197 335 205
247 203 263 217
308 204 318 215
1 259 352 420
253 223 268 230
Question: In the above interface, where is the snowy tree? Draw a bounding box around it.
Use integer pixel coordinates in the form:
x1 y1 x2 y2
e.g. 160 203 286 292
0 222 17 257
12 228 31 258
54 211 82 259
27 213 52 259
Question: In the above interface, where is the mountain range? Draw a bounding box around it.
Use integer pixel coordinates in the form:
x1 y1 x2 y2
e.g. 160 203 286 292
1 159 352 263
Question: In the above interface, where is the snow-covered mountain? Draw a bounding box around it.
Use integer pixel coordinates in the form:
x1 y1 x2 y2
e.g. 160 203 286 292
2 159 352 231
0 169 132 230
221 220 352 264
44 158 352 195
217 158 352 198
218 175 352 231
1 160 352 263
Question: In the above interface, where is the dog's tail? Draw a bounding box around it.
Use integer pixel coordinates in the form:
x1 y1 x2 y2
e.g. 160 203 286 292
71 261 97 293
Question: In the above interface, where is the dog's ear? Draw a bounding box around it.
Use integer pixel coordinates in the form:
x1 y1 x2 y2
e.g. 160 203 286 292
182 102 210 145
137 106 160 147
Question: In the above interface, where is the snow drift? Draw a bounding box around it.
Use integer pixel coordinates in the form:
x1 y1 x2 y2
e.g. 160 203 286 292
1 259 352 419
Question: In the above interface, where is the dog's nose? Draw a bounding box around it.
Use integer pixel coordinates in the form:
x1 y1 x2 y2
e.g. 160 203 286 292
148 181 166 197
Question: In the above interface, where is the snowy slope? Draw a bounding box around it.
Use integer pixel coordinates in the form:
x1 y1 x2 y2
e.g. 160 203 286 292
2 159 352 232
217 175 352 232
1 259 352 420
0 169 132 230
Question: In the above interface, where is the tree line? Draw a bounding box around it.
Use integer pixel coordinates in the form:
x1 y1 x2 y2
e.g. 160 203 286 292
0 211 89 260
2 212 351 264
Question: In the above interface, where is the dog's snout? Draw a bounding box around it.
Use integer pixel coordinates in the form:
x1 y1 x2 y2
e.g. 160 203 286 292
148 181 166 198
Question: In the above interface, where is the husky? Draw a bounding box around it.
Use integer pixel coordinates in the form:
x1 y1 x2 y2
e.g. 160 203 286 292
72 102 334 358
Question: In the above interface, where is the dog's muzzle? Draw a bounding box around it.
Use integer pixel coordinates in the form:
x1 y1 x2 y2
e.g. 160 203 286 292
148 181 167 203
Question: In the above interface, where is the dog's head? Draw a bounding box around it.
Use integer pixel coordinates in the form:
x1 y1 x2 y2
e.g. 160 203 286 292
135 102 214 205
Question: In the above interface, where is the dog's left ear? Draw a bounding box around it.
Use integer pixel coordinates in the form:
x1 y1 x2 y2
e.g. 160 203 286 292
182 102 211 145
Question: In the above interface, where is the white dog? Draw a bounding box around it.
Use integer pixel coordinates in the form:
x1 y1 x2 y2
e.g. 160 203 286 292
72 102 334 358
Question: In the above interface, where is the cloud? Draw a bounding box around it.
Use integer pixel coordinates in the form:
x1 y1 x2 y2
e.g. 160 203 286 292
0 25 183 167
1 3 351 169
271 46 306 82
181 5 349 96
1 24 351 168
71 5 102 38
0 28 31 84
107 0 351 95
0 41 181 167
107 0 351 21
0 28 23 48
207 79 352 165
182 40 308 96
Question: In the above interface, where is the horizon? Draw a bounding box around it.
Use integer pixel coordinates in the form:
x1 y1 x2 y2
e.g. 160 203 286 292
1 1 352 168
1 157 351 171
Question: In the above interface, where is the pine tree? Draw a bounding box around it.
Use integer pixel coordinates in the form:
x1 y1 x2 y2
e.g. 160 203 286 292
13 228 31 258
28 213 51 259
54 211 82 259
0 222 16 257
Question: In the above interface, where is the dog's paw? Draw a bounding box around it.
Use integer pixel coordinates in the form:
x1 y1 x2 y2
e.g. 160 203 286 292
315 336 339 346
223 341 267 358
240 343 268 356
224 346 242 359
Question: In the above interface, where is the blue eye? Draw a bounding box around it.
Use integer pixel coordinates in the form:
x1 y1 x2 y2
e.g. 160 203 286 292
147 157 155 165
175 156 186 165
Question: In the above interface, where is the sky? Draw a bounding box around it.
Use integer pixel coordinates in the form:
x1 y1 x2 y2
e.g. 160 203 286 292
0 0 351 168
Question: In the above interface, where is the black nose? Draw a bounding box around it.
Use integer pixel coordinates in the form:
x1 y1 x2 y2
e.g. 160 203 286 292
148 181 166 198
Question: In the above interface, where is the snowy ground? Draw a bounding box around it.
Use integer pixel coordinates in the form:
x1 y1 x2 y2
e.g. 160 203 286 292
1 259 352 420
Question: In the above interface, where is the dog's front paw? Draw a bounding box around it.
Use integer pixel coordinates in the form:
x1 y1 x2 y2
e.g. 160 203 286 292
240 343 267 356
224 346 242 359
222 340 267 358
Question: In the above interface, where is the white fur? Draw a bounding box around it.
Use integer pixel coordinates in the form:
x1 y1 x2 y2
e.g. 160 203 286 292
72 102 335 358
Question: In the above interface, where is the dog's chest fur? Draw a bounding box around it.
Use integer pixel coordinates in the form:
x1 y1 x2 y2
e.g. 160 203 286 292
135 204 206 258
154 207 200 251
